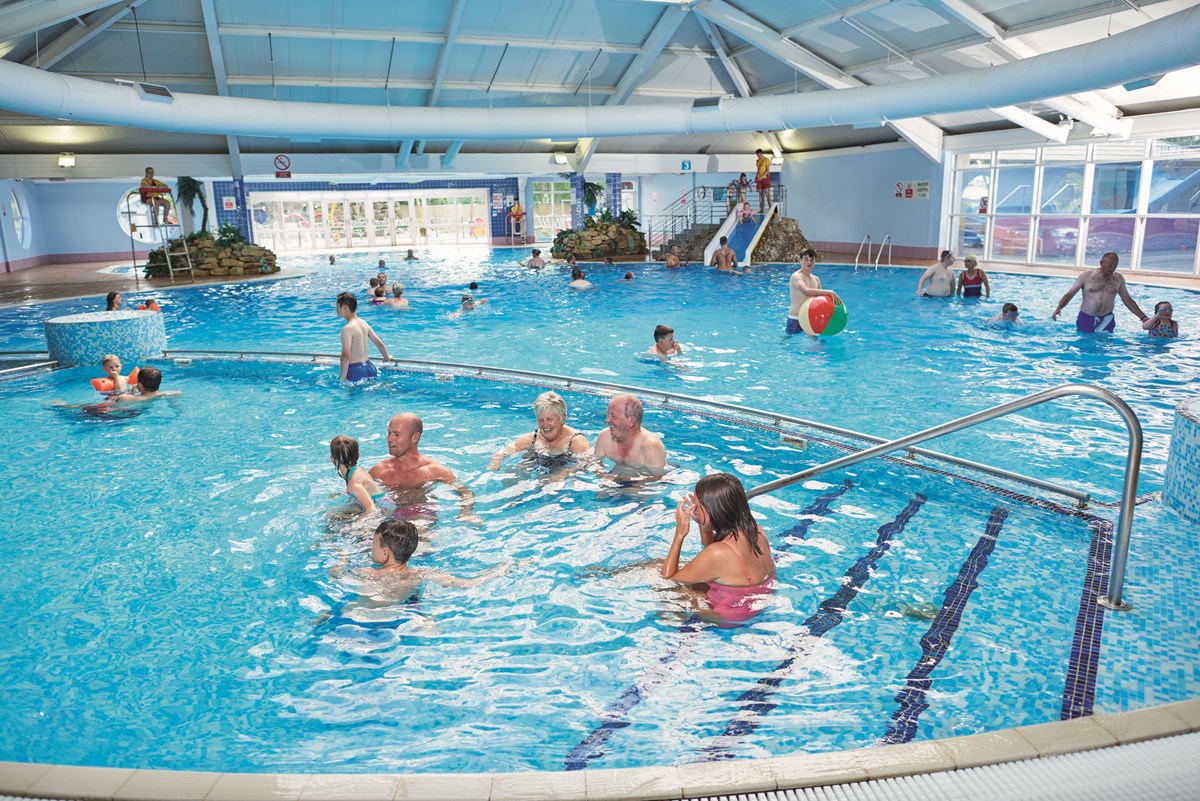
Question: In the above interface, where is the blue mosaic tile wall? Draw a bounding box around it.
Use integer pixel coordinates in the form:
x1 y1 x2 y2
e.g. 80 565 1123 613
570 173 587 229
605 172 623 217
213 177 522 243
44 310 167 368
1163 397 1200 524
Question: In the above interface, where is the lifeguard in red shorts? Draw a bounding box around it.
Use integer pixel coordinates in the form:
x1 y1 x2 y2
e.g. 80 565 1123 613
754 149 772 213
139 167 174 226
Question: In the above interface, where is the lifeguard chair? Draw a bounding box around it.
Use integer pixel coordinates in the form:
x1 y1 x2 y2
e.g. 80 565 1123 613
121 183 195 285
507 202 527 245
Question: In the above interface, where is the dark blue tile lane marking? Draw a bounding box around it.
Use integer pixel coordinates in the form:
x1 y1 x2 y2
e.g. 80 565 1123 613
563 481 856 771
881 506 1008 745
1061 517 1114 719
696 493 927 762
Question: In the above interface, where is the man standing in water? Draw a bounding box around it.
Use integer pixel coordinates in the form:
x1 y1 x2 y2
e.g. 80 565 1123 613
787 248 843 335
593 394 667 470
1052 251 1149 332
335 291 391 382
916 250 957 298
370 412 477 521
710 237 740 274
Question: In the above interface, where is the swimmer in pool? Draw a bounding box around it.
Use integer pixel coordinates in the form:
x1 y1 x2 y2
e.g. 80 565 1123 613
371 286 387 305
1142 300 1178 338
710 237 740 274
489 391 590 471
100 354 131 395
460 294 488 311
593 394 667 471
645 324 682 360
916 250 956 298
336 291 391 382
384 283 409 309
330 434 388 517
787 248 842 335
1052 252 1149 332
956 256 990 298
990 303 1021 325
526 249 545 269
106 291 123 311
660 473 775 623
370 412 478 522
360 520 510 594
112 366 181 403
568 267 593 290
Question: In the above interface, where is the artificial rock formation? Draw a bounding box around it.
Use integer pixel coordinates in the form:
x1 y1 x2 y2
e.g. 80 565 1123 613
145 238 278 280
752 216 812 263
551 221 647 260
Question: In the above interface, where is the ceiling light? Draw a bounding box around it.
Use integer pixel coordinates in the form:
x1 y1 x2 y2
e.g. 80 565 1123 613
57 152 75 168
553 153 569 165
771 156 783 165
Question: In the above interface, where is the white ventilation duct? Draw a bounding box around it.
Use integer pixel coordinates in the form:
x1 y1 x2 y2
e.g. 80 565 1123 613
0 5 1198 141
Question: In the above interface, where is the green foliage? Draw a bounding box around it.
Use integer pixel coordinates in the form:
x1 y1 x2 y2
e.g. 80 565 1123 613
583 181 605 209
216 222 245 246
618 208 639 229
185 229 212 244
175 176 210 232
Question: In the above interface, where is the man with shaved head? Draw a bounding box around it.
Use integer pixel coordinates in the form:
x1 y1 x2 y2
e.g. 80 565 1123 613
592 393 667 470
370 412 477 520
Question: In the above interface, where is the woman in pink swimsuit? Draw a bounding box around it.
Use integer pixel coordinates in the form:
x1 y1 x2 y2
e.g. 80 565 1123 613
661 473 776 623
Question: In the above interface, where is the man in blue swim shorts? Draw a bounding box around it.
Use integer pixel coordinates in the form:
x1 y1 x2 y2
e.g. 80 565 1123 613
336 291 391 381
1052 252 1149 333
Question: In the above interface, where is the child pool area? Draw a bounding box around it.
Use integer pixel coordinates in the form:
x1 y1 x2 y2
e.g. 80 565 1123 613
1 251 1199 798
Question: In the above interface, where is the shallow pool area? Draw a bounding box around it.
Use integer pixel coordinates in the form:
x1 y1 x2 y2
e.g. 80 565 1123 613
1 250 1198 778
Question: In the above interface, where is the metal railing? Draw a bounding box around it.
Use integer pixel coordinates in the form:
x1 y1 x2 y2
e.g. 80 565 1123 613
643 184 787 259
747 383 1142 611
853 234 872 269
875 234 893 268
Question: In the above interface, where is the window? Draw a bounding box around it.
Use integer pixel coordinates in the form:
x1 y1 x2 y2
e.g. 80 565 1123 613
9 188 31 248
1091 162 1141 214
116 187 172 245
532 180 571 242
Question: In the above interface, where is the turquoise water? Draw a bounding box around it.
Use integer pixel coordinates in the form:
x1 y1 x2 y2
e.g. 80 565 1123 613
0 250 1197 773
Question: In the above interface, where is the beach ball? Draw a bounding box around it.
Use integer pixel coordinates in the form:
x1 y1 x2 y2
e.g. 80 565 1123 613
798 296 848 336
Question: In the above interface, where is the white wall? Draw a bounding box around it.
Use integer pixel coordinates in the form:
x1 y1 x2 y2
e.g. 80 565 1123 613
780 145 944 250
1 179 48 271
637 170 761 220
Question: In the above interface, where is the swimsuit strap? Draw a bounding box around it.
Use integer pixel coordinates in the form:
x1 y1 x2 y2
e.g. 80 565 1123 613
719 538 755 584
527 430 539 452
344 464 358 485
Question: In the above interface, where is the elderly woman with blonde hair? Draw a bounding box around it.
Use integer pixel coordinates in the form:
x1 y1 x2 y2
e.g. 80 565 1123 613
489 391 590 470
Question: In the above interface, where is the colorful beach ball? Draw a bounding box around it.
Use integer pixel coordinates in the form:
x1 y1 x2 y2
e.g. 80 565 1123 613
798 296 848 337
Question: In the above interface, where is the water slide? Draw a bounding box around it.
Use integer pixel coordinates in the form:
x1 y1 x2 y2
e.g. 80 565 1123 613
703 203 779 267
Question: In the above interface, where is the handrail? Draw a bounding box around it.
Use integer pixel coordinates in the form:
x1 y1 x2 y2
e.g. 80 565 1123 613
853 234 872 270
0 359 56 376
874 234 893 269
162 348 1093 506
747 383 1142 611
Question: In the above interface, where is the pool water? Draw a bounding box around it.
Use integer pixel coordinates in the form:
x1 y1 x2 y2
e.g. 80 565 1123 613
0 250 1198 774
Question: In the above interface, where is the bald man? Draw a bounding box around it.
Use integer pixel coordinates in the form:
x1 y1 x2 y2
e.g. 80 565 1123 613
370 412 477 521
592 394 667 470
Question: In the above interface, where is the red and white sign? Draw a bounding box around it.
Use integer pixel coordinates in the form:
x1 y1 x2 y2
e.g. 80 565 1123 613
276 170 291 179
222 196 237 211
273 154 291 171
895 181 904 198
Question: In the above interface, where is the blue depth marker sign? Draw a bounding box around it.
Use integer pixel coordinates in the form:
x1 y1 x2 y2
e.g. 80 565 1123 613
681 160 692 171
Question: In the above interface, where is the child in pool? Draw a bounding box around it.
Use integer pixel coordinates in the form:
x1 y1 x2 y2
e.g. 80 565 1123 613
990 303 1021 325
371 286 387 305
331 434 387 515
362 519 509 593
100 354 130 394
1142 301 1178 338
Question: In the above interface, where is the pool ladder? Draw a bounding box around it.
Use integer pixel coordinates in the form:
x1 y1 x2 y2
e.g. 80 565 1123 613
853 234 893 270
747 383 1143 612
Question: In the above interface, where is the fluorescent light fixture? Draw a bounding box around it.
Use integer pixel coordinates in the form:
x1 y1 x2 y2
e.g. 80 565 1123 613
57 152 75 168
771 156 783 165
1121 74 1163 91
553 153 569 164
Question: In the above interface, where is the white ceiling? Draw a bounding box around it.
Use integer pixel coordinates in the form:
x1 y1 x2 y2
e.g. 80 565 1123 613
0 0 1198 173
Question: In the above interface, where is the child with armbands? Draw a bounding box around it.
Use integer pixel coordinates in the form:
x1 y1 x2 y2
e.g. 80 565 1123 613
330 434 388 516
93 354 139 394
1143 301 1178 338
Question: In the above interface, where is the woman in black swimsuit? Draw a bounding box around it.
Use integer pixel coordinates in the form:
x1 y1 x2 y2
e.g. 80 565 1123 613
488 391 590 470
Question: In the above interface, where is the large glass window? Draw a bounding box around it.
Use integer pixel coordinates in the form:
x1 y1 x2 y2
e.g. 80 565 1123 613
1084 217 1136 267
1142 218 1198 272
532 180 571 242
1040 165 1085 214
994 167 1035 214
9 188 30 248
1091 162 1140 214
992 216 1030 262
1148 158 1200 214
1035 216 1080 264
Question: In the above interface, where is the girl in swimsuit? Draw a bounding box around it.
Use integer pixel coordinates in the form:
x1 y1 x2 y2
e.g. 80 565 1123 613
1142 301 1178 338
489 391 590 470
331 434 387 516
661 473 775 623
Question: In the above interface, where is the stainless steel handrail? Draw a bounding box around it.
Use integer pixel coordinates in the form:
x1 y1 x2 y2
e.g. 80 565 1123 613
747 383 1142 611
0 359 56 376
853 234 871 270
163 349 1093 505
874 234 893 269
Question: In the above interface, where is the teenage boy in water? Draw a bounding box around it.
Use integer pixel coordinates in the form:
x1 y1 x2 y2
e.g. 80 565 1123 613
336 291 391 382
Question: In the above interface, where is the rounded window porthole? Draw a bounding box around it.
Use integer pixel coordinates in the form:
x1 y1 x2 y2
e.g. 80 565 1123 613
9 187 32 249
116 186 175 245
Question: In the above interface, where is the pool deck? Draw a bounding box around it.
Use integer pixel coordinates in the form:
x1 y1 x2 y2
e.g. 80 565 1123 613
2 254 1197 309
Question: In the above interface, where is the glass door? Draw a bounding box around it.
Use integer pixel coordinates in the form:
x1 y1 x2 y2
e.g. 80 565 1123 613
348 200 368 247
282 200 312 251
393 200 412 244
532 180 571 241
326 201 346 247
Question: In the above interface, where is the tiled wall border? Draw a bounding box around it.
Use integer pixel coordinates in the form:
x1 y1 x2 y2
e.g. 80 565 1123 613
0 700 1196 801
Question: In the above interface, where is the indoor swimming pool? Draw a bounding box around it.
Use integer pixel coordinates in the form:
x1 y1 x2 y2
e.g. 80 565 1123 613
0 250 1197 775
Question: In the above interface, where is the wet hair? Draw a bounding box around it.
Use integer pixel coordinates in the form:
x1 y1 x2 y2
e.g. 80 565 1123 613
392 283 404 297
653 324 674 342
533 391 567 421
940 250 953 261
566 254 577 264
1002 302 1019 314
375 520 419 564
694 473 763 555
963 256 978 269
106 291 120 311
137 366 162 392
462 295 473 304
329 434 360 469
1155 300 1173 313
571 267 584 280
369 278 378 289
799 248 817 260
378 259 385 268
336 291 357 312
532 249 541 256
374 286 386 298
469 281 479 290
623 272 633 279
612 394 643 424
720 236 728 245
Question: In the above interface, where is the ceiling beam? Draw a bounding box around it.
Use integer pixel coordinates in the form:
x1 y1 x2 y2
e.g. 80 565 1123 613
695 15 783 157
575 4 689 172
396 139 414 169
693 0 944 161
0 0 123 40
21 0 145 69
427 0 465 107
442 139 463 168
198 0 242 177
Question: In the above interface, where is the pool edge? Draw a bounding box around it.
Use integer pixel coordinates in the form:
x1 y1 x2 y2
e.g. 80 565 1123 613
1 698 1197 801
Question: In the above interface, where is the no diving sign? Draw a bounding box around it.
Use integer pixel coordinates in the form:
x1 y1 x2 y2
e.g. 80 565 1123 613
274 154 292 179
